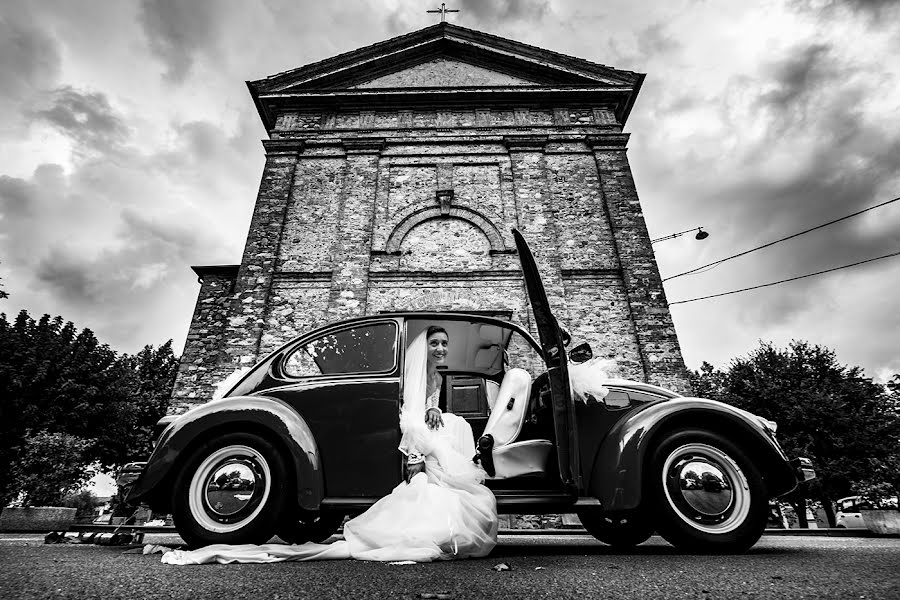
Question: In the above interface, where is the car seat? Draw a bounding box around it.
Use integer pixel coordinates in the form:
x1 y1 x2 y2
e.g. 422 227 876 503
474 368 553 479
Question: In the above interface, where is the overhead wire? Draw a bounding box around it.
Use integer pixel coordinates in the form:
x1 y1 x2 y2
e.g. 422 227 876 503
662 195 900 282
668 250 900 306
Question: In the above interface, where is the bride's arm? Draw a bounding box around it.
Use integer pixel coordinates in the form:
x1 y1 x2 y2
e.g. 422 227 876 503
406 448 426 481
425 387 444 430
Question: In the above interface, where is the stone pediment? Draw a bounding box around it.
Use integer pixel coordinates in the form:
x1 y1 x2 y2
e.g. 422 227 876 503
251 23 641 93
349 57 539 89
247 23 645 128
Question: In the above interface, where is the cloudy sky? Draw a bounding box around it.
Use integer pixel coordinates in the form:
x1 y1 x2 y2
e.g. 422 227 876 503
1 0 899 383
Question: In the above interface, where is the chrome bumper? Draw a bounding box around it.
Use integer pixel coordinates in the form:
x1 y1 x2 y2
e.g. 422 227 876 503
790 457 816 482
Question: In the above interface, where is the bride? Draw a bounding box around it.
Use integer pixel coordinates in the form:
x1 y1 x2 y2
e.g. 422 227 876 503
161 325 498 565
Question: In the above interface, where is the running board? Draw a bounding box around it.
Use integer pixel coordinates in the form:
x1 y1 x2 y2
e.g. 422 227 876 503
320 495 600 511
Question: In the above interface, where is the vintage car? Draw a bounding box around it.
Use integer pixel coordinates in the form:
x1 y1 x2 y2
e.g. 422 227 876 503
127 230 814 553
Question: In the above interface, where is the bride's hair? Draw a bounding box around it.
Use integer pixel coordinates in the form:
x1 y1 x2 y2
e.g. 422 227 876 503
426 325 448 340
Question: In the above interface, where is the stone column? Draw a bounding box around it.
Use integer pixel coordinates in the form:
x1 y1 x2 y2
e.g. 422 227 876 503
216 139 302 380
326 138 384 320
588 134 691 393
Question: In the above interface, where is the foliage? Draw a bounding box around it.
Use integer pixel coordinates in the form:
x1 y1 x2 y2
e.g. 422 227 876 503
0 309 178 506
854 481 899 510
853 453 900 510
62 488 105 519
8 431 94 507
690 341 900 526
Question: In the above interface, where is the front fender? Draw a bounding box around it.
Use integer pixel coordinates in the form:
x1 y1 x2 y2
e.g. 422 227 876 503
588 398 797 511
126 396 323 512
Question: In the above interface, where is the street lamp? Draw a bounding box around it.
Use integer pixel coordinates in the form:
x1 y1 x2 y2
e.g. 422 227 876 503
651 226 709 244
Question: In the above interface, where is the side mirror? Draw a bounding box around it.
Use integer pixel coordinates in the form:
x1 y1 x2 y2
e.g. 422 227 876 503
569 342 593 364
560 328 572 347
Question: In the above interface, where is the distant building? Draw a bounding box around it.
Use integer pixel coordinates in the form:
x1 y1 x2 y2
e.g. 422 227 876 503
172 23 689 411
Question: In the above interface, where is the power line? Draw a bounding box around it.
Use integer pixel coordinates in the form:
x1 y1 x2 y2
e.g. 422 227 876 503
668 250 900 306
662 195 900 282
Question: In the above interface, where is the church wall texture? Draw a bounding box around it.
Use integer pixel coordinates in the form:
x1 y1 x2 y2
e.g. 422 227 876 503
171 24 691 409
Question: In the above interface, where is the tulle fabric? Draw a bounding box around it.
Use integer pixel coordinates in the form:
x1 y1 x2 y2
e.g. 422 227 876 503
568 357 614 404
161 468 497 565
162 330 496 565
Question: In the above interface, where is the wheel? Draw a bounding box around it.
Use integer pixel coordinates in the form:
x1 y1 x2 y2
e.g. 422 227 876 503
578 509 653 547
278 512 345 544
172 432 289 547
647 429 768 553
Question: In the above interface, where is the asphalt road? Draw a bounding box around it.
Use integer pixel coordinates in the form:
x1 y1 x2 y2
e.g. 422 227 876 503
1 533 898 600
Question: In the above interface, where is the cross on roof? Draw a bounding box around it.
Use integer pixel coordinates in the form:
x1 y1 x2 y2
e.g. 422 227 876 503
427 3 459 23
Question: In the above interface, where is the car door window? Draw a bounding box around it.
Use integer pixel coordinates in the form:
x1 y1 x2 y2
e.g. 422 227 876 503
284 322 398 377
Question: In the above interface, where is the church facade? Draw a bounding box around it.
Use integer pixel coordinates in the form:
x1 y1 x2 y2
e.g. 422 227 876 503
171 23 690 413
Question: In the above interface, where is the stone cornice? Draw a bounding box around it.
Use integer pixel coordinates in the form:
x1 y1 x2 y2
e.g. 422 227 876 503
273 271 333 281
341 137 386 154
262 139 305 156
560 267 623 279
585 133 630 150
503 134 548 152
369 269 523 282
257 87 635 113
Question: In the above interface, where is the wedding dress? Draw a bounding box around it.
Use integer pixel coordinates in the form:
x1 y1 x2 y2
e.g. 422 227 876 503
162 331 497 565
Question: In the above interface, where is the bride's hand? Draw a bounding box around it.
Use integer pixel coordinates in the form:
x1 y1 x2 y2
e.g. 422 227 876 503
425 407 443 430
406 461 426 482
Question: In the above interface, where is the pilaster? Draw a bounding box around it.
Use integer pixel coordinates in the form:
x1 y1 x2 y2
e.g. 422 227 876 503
216 140 303 379
504 134 568 330
326 138 384 320
588 134 691 393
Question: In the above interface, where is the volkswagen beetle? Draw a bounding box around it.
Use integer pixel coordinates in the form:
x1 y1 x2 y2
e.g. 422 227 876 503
127 230 814 552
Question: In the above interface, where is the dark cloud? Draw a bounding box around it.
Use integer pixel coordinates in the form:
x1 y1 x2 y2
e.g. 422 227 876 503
0 15 61 105
0 107 254 352
636 23 682 60
138 0 225 83
0 174 33 218
119 208 204 255
726 42 900 254
29 87 129 152
755 43 833 118
455 0 550 24
790 0 900 20
381 0 550 35
35 249 100 304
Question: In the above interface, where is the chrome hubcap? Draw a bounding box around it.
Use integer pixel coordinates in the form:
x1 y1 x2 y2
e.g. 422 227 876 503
204 459 264 518
189 445 271 534
662 443 750 534
675 459 733 516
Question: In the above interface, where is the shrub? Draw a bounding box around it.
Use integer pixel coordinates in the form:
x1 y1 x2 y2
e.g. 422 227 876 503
10 431 95 507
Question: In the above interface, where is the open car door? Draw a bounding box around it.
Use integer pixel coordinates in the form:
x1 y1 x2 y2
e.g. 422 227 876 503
512 229 582 492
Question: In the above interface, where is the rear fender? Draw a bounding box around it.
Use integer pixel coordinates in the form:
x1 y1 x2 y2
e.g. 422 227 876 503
587 398 797 511
126 396 322 512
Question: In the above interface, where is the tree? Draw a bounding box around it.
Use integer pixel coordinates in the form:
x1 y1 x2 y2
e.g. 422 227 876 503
89 341 179 465
691 341 900 527
9 431 94 506
0 310 178 506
